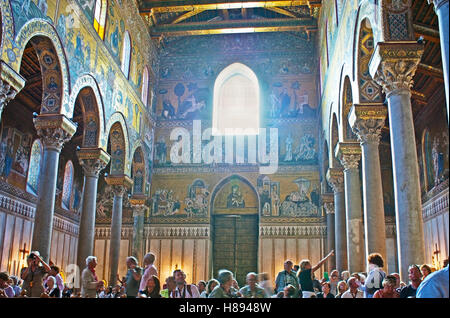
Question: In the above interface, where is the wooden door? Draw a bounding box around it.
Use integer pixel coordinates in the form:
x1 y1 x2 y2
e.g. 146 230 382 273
212 214 258 287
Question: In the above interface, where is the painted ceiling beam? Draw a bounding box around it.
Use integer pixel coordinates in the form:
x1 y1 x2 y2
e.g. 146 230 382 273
171 9 206 24
150 17 317 36
139 1 315 13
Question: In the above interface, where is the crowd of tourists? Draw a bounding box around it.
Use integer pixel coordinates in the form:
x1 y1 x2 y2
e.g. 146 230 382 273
0 249 448 298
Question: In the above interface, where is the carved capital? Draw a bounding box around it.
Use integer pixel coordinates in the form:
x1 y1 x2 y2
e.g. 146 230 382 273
111 185 127 197
33 114 77 151
0 80 18 110
0 61 25 113
335 142 361 171
77 148 110 178
428 0 449 10
105 175 133 196
369 42 424 97
326 168 345 193
132 204 148 217
324 202 335 214
349 104 387 145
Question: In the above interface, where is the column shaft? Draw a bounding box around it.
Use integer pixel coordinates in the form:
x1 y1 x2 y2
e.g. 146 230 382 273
109 191 124 285
76 175 99 271
436 1 449 121
361 142 386 262
326 211 336 272
31 148 60 262
132 210 145 261
343 168 365 273
334 190 347 273
387 91 425 279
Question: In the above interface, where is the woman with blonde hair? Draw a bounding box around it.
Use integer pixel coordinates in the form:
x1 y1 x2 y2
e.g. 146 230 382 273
297 250 334 298
373 275 399 298
335 280 348 298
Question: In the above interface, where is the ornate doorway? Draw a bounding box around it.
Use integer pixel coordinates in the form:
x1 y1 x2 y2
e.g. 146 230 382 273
211 175 259 287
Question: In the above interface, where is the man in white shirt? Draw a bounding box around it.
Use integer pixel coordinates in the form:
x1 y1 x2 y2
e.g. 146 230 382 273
341 277 364 298
139 253 158 292
171 269 200 298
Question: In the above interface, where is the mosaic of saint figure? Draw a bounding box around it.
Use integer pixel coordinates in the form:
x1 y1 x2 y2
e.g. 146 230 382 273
226 184 245 208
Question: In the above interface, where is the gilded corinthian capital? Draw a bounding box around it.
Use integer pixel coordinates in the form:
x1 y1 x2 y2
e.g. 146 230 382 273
33 114 77 151
77 148 111 178
335 142 362 171
326 168 345 193
368 42 424 97
348 104 388 145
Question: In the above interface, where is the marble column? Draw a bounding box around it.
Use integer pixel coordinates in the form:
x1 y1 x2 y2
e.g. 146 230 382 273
336 142 365 273
0 61 25 121
130 198 147 263
349 104 387 267
370 42 425 280
323 193 336 273
31 114 77 262
105 175 133 285
327 168 348 273
429 0 449 121
76 148 110 272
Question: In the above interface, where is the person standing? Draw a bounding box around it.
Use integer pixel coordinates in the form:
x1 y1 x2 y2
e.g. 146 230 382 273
341 277 364 298
172 269 200 298
275 260 299 294
362 253 386 298
297 250 334 298
122 256 142 298
239 272 266 298
20 251 51 297
399 265 422 298
81 256 101 298
139 253 157 292
208 270 239 298
373 276 399 298
416 264 449 298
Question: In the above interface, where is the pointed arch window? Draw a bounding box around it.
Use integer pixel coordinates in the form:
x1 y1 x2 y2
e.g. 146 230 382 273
121 31 132 79
62 161 74 209
94 0 107 40
142 66 149 107
26 139 43 195
212 63 260 136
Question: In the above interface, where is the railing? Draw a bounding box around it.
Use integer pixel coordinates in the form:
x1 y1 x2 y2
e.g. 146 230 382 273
422 180 449 222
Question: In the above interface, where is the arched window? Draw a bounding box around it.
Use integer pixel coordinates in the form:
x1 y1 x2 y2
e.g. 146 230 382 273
212 63 260 136
142 66 149 107
94 0 107 40
422 130 434 191
121 31 131 79
62 161 74 209
26 139 43 195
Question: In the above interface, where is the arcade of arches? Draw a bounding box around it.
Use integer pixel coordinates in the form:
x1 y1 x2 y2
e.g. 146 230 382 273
0 0 448 288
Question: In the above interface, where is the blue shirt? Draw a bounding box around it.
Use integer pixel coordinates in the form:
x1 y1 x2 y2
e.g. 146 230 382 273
416 266 449 298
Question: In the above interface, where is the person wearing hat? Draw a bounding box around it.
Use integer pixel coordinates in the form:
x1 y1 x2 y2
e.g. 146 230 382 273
20 251 51 297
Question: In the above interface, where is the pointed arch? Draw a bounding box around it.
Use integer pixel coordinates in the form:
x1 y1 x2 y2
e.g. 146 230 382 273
342 76 357 141
212 63 260 136
68 74 107 149
142 66 150 107
108 122 126 175
209 174 260 217
14 19 70 115
105 112 131 175
121 31 131 79
132 146 146 194
94 0 108 40
62 160 74 209
330 112 341 168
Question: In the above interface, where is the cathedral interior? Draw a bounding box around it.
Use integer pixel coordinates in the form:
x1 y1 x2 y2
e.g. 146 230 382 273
0 0 448 288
